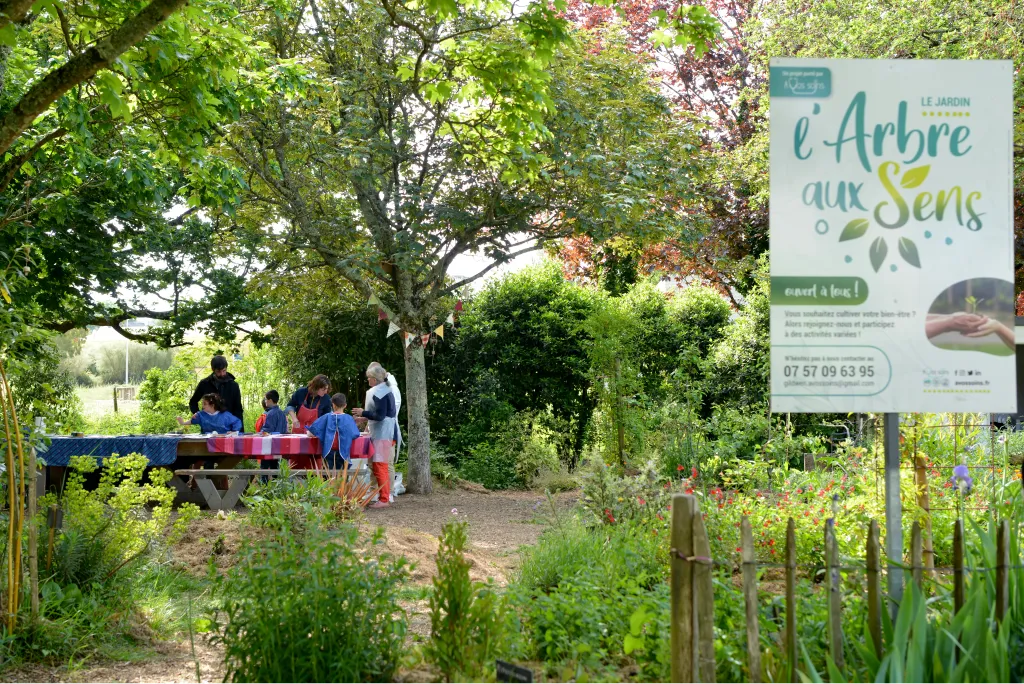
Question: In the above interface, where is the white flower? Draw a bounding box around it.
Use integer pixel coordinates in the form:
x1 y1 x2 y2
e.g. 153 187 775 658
451 507 458 515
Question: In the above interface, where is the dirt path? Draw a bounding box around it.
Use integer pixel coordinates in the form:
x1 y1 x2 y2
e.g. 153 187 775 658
6 486 578 683
368 485 577 584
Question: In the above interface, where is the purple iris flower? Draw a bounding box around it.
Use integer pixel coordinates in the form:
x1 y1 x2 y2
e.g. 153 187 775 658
951 464 973 495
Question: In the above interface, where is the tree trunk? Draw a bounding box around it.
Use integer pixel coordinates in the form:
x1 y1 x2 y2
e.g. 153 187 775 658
403 341 432 494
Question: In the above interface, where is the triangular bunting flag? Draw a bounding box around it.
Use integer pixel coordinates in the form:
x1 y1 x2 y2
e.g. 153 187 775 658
367 293 381 307
378 309 387 321
387 321 400 337
434 325 444 339
420 333 430 347
402 332 411 348
446 313 455 325
455 300 463 312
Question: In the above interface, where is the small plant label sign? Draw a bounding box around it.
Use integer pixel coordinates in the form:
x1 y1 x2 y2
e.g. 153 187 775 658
496 660 534 683
768 58 1017 413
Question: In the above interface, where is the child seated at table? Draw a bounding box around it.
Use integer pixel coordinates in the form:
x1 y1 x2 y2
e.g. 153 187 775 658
306 393 361 470
178 393 243 434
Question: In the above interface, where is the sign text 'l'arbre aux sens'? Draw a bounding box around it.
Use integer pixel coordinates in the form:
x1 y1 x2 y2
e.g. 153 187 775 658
769 59 1016 413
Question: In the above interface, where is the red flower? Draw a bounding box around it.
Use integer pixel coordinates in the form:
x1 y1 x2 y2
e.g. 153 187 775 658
770 548 777 555
656 513 664 521
796 488 803 494
685 487 694 495
768 539 775 546
691 466 698 479
603 508 616 524
735 547 741 553
677 465 684 471
638 497 646 505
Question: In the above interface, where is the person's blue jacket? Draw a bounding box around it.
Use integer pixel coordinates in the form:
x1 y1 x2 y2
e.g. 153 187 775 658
307 412 361 459
262 406 288 433
191 410 242 434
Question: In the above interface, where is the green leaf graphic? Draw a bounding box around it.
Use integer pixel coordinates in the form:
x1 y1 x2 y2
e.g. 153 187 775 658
869 236 888 272
839 218 870 242
898 237 921 268
900 165 930 189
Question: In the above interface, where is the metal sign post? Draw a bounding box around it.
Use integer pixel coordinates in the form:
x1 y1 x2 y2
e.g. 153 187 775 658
883 412 902 620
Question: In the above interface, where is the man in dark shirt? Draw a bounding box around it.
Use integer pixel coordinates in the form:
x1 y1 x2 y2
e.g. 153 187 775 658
190 355 244 427
189 355 244 474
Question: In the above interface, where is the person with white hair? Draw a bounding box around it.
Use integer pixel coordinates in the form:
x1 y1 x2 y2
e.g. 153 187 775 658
352 364 399 508
367 361 403 501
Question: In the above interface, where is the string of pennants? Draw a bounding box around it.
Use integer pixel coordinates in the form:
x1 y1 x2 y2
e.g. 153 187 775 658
367 293 462 349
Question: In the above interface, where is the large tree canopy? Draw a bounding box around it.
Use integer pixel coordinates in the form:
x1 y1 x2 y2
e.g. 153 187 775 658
0 1 259 344
221 0 716 493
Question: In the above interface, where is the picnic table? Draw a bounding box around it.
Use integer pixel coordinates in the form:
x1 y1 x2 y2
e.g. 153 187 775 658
39 433 375 507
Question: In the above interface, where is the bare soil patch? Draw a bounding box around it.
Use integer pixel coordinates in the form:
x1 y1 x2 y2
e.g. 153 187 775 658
5 635 225 683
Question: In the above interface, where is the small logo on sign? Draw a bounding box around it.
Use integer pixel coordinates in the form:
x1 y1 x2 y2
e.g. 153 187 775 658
770 67 832 98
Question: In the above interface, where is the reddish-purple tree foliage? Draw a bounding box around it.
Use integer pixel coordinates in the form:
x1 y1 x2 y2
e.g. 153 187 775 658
557 0 767 294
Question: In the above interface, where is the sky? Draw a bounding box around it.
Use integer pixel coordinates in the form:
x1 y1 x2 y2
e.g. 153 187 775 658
88 240 549 347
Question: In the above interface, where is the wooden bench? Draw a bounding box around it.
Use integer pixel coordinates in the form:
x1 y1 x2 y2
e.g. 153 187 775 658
172 468 314 511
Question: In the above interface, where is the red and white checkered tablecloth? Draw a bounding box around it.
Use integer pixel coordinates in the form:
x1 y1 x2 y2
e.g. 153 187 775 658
205 434 375 460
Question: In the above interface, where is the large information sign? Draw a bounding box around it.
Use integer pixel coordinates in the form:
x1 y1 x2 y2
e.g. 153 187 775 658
770 59 1016 413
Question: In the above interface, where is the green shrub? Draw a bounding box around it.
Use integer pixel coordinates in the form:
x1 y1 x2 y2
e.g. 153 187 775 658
82 410 141 435
41 454 198 577
459 411 560 490
430 447 460 488
241 462 338 535
425 521 504 681
211 527 410 683
507 517 666 679
139 364 199 433
0 456 202 669
578 457 667 528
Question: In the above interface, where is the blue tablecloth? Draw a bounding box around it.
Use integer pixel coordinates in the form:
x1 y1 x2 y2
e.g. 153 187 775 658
39 436 184 466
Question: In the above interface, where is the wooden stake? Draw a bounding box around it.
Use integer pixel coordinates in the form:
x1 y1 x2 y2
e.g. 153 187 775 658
614 358 625 466
952 519 965 615
112 386 118 413
785 518 797 683
825 518 844 669
671 494 698 683
740 517 761 683
692 502 716 683
910 521 923 591
45 505 58 572
996 519 1009 623
866 520 882 658
27 447 37 620
913 455 934 574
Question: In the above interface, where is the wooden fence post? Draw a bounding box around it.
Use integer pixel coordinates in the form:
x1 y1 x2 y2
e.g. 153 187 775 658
910 521 923 591
671 494 698 683
27 447 38 620
866 520 882 658
825 518 844 669
952 519 965 615
112 386 118 413
785 518 797 683
913 455 935 574
692 502 716 683
996 519 1009 623
740 517 761 683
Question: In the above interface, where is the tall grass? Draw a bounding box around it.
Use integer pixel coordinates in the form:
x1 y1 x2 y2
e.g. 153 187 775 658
211 527 409 683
